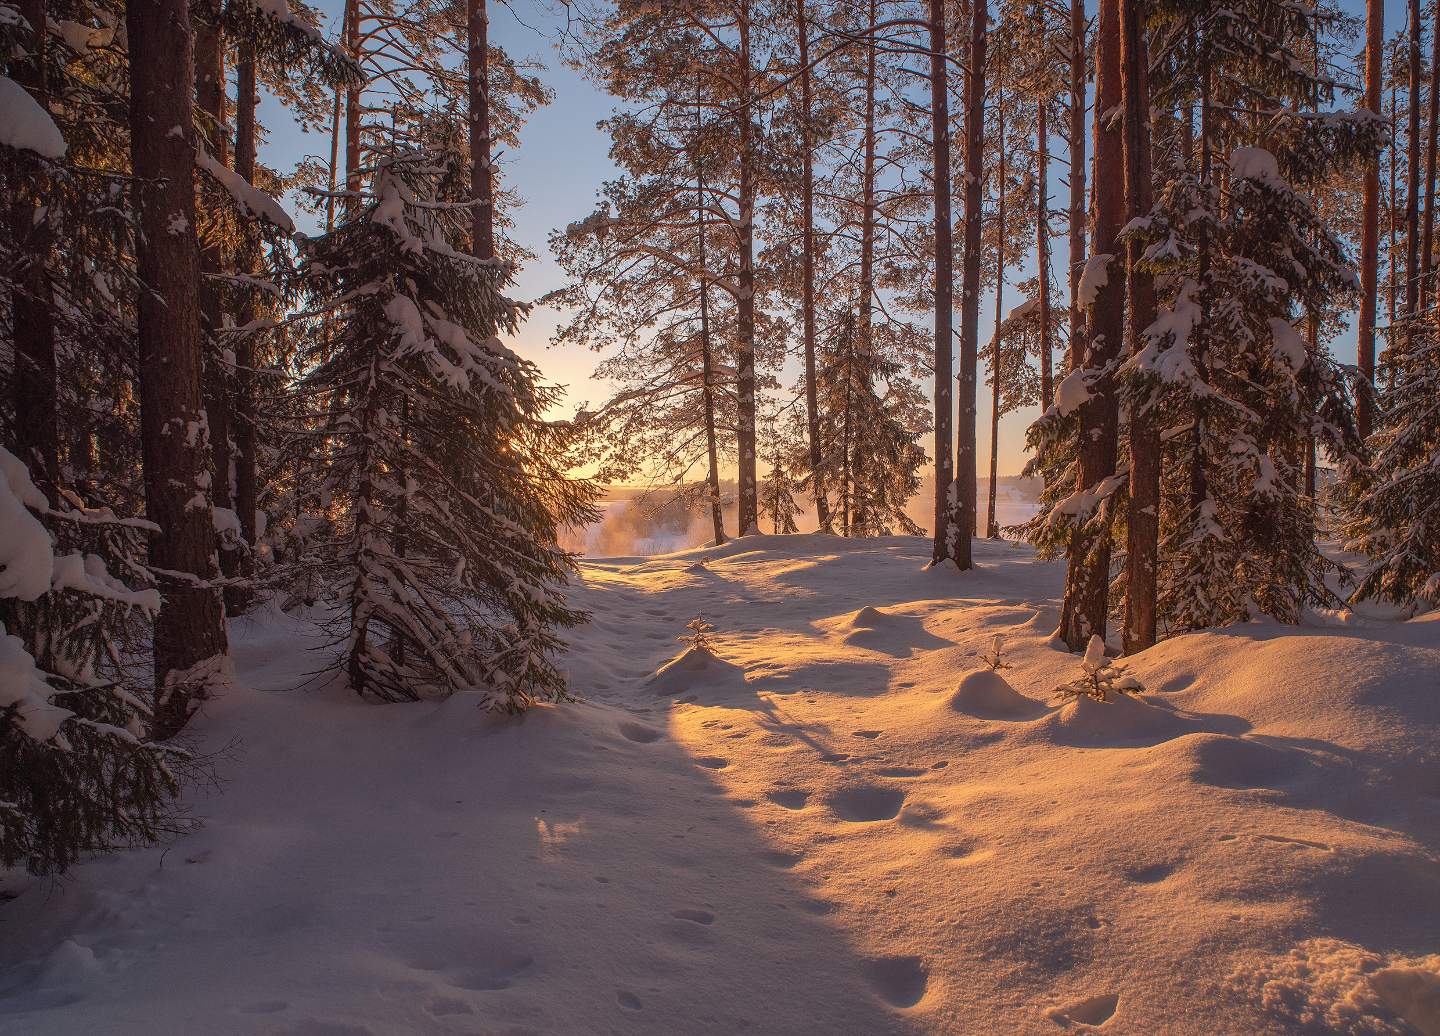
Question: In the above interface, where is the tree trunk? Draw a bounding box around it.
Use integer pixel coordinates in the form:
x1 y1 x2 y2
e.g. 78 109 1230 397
7 0 57 506
928 0 956 565
735 0 759 535
1058 0 1087 638
1121 0 1157 655
954 0 985 567
1406 0 1421 345
1358 0 1382 438
1423 8 1440 314
230 45 259 614
797 0 829 533
468 0 493 260
327 86 342 232
696 106 726 547
988 79 1005 540
1038 99 1052 414
860 0 877 336
128 0 229 740
195 17 237 601
344 0 361 208
1061 0 1123 652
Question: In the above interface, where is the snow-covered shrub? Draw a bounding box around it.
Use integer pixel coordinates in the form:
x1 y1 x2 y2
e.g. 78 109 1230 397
1052 636 1143 703
0 449 189 876
286 145 597 709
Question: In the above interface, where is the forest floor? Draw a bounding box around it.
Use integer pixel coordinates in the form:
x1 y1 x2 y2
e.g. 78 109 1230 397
2 534 1439 1035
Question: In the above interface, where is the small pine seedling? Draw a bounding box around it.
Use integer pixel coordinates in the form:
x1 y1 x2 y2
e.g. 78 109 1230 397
979 634 1013 671
679 613 716 650
1052 635 1144 702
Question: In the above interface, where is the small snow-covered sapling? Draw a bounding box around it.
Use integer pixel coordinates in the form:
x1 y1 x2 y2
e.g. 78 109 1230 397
679 613 716 650
979 634 1013 671
1052 635 1144 702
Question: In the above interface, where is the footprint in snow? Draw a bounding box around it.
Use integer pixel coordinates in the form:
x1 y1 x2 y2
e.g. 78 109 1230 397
819 753 851 763
852 730 884 739
617 722 663 744
766 789 810 810
616 990 644 1010
670 908 715 925
829 786 905 822
1045 992 1119 1027
694 756 728 769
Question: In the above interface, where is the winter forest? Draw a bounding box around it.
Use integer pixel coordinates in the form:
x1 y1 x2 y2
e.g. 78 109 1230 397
2 0 1440 1030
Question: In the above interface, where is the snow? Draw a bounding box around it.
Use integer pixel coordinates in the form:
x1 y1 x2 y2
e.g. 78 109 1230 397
2 535 1438 1034
0 448 53 601
1229 147 1286 190
0 75 66 159
197 151 296 234
1054 367 1090 416
1077 253 1113 308
0 622 70 742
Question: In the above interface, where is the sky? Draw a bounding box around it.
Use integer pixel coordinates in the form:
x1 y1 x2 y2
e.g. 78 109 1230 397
258 0 1410 480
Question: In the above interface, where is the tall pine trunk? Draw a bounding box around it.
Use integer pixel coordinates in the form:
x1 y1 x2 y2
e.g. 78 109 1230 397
7 0 58 505
696 109 726 547
954 0 985 567
1121 0 1157 655
1037 99 1052 416
928 0 956 564
859 0 877 338
1423 10 1440 313
128 0 229 740
232 45 259 613
344 0 361 208
735 0 759 535
1358 0 1382 438
1061 0 1124 652
195 18 238 604
469 0 493 260
1405 0 1421 345
1058 0 1087 638
987 79 1005 540
796 0 829 532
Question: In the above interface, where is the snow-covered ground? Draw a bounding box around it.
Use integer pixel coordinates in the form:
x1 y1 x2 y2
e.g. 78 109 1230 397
2 535 1438 1035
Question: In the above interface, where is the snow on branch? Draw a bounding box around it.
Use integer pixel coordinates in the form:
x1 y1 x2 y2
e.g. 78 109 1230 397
0 75 66 159
196 150 295 233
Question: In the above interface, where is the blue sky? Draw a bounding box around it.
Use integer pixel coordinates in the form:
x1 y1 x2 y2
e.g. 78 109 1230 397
259 0 1409 479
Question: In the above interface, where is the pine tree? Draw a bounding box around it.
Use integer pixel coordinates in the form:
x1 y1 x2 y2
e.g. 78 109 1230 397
812 313 926 537
0 448 190 877
289 144 596 708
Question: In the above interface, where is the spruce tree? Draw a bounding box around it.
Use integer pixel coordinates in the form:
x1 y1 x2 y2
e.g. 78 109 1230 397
289 144 597 708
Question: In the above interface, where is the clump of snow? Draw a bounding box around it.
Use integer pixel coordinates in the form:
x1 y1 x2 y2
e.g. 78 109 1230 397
0 75 66 159
0 448 53 600
1229 146 1287 190
1054 367 1091 416
1077 252 1113 307
0 621 71 742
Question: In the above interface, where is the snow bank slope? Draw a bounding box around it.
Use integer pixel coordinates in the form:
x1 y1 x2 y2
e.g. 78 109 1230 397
1 535 1436 1035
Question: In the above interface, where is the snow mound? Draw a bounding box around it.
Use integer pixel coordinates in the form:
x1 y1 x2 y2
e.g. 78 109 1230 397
850 605 888 628
1031 690 1195 744
646 642 744 697
948 669 1047 720
1133 732 1307 790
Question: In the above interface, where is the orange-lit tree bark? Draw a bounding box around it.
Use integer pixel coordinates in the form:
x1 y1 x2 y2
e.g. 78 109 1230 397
1121 0 1156 655
735 0 759 535
232 43 260 611
987 79 1005 540
796 0 829 532
951 0 985 567
469 0 493 259
929 0 956 565
1037 97 1052 413
1061 0 1123 651
128 0 230 739
1423 5 1440 313
1358 0 1382 438
1405 0 1420 341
